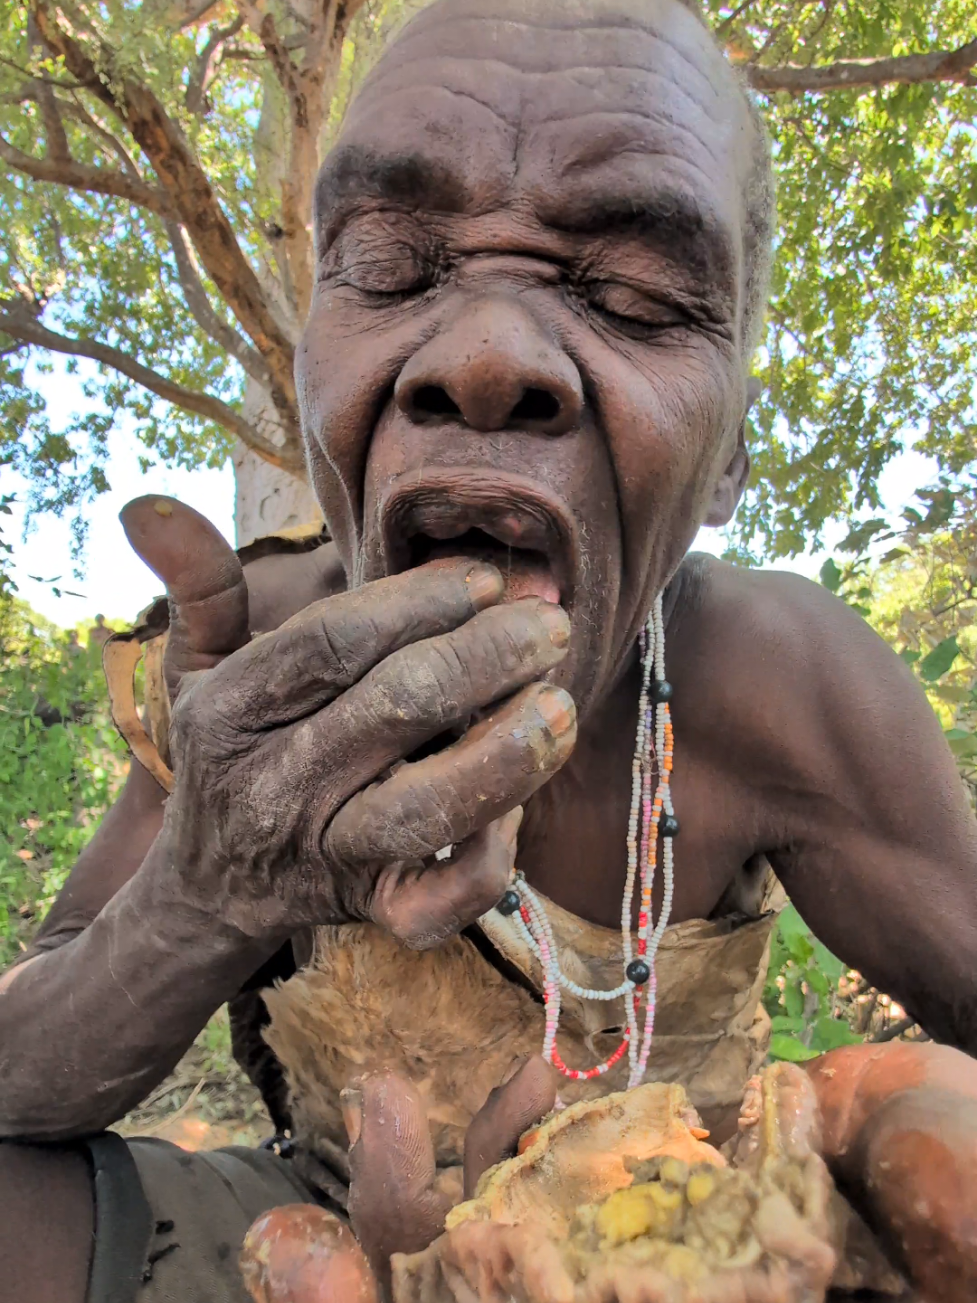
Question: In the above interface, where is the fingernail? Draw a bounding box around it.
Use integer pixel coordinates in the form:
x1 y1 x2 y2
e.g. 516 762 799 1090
340 1086 363 1148
465 564 504 610
536 602 570 648
535 687 575 738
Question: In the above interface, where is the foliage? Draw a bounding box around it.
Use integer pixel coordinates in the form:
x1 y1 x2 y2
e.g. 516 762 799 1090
763 904 864 1062
818 479 977 800
713 0 977 560
1 0 975 569
0 0 419 566
0 595 128 965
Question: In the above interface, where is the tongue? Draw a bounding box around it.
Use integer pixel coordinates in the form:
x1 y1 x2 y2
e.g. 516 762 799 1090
427 543 561 605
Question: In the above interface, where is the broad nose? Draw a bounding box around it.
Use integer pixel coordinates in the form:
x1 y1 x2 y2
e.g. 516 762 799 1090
395 298 584 435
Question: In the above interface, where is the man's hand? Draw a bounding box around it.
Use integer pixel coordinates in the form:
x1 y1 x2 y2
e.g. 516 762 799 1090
121 496 576 947
240 1057 558 1303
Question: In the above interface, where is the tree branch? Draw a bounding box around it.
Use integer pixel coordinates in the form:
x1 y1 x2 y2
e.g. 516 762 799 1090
171 0 223 30
748 37 977 94
0 132 177 218
235 0 370 321
36 79 70 161
715 0 758 39
871 1016 918 1044
0 306 302 474
186 14 245 114
61 97 143 178
236 0 304 110
31 0 301 453
164 220 272 387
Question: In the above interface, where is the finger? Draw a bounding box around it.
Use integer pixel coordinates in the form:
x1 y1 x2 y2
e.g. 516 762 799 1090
464 1055 557 1197
371 808 522 949
325 683 576 931
240 1204 378 1303
314 599 569 799
197 559 516 729
120 496 249 696
346 1073 453 1286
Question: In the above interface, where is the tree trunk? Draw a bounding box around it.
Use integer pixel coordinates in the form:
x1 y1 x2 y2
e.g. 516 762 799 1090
232 377 321 547
232 443 321 546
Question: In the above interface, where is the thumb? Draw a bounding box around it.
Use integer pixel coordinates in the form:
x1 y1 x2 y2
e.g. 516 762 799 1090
344 1073 453 1287
120 495 249 700
464 1055 557 1198
241 1205 378 1303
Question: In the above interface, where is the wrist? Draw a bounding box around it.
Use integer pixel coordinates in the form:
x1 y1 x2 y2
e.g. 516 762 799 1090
128 836 287 970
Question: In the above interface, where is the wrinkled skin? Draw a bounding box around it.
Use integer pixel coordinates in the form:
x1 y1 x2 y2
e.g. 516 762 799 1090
122 497 577 947
298 0 755 717
3 0 977 1301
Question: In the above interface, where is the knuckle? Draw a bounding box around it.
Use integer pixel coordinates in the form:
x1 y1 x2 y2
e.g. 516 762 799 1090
366 642 470 731
312 613 360 685
472 607 555 680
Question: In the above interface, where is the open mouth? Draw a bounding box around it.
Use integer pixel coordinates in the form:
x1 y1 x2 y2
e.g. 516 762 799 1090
381 471 576 609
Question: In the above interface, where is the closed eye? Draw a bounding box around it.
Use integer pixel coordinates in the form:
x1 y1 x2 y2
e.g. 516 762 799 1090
585 282 691 336
338 248 436 297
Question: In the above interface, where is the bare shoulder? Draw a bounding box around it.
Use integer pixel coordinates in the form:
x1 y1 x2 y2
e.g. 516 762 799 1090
676 551 910 685
671 552 947 772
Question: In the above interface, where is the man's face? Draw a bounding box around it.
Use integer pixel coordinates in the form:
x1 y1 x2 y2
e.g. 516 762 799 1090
297 0 756 715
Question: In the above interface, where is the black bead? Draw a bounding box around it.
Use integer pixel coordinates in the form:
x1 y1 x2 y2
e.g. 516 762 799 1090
660 813 680 838
650 679 673 703
626 959 651 986
497 889 521 916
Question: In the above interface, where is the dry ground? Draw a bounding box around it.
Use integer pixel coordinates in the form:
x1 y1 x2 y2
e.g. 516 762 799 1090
113 1006 272 1151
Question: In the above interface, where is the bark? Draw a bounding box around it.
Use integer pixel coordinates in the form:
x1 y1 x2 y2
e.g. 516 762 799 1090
232 378 322 545
233 442 322 545
747 37 977 94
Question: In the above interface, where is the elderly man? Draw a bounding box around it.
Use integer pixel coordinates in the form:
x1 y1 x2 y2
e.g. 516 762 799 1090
3 0 977 1299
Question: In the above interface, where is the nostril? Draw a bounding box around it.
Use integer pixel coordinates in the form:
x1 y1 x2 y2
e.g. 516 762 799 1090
510 388 561 424
411 385 462 419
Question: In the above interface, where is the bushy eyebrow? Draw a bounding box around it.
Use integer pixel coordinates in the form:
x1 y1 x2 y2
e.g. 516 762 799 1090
314 145 467 242
315 144 736 294
545 188 736 284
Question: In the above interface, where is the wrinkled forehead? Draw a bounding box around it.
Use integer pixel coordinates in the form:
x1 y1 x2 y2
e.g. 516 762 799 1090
319 0 754 268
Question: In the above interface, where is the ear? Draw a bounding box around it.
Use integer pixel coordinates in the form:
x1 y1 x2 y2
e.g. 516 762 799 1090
703 380 759 527
704 424 750 527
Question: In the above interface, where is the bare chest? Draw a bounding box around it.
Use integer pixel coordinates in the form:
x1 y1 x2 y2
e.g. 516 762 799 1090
518 733 768 930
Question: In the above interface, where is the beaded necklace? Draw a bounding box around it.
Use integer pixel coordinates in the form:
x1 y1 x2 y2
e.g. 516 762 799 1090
494 592 676 1091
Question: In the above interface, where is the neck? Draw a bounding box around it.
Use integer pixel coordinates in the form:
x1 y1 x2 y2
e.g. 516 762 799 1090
518 641 643 928
517 561 694 926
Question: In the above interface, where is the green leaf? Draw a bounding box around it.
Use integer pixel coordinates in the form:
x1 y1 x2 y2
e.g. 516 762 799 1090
810 935 845 980
783 981 805 1021
769 1034 820 1063
819 559 843 593
946 732 977 759
810 1015 862 1052
839 519 890 555
918 637 961 682
770 1015 805 1033
900 649 921 665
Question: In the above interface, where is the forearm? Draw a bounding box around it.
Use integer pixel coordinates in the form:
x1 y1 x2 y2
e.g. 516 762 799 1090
0 842 276 1141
